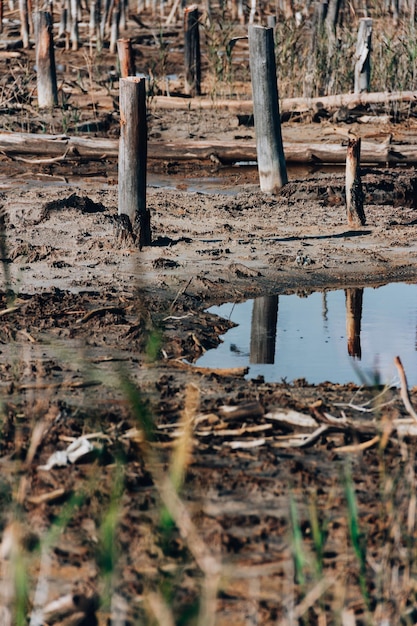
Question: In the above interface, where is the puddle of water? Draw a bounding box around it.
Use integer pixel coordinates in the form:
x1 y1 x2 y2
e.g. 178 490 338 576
196 282 417 386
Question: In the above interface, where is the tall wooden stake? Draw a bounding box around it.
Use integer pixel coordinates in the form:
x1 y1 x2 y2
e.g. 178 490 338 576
249 25 287 193
118 76 151 248
354 17 372 94
117 37 135 77
346 136 366 227
184 4 201 96
19 0 30 47
34 11 58 108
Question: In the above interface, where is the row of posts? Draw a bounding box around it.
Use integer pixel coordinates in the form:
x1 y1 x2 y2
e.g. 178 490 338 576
117 24 366 248
31 7 368 243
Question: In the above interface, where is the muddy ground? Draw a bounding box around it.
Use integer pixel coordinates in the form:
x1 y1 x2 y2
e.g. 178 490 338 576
3 10 417 624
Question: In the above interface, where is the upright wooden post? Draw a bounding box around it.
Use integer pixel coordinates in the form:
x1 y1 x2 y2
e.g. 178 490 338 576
34 11 58 108
184 4 201 96
250 296 279 364
325 0 341 56
249 25 287 193
109 0 120 53
19 0 30 48
117 38 135 77
70 0 79 50
354 17 372 94
118 77 151 248
346 136 366 227
0 0 4 34
345 288 363 359
89 0 102 50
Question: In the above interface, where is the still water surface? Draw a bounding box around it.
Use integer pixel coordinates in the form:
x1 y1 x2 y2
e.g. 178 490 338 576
196 282 417 386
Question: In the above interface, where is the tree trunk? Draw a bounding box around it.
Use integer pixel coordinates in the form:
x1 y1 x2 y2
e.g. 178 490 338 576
354 17 372 94
184 4 201 96
19 0 30 48
248 24 287 192
346 136 366 227
118 77 151 248
34 11 58 109
117 37 135 77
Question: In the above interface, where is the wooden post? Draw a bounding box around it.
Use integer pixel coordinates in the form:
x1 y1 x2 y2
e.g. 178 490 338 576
0 0 4 34
109 0 120 53
117 38 135 77
346 136 366 227
184 4 201 96
345 288 363 359
250 296 279 364
70 0 79 50
249 25 287 193
89 0 102 50
19 0 30 48
34 11 58 109
325 0 341 55
354 17 372 94
118 77 151 248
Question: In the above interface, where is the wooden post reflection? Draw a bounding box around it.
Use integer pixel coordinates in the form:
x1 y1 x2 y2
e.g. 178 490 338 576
250 296 279 364
345 288 363 359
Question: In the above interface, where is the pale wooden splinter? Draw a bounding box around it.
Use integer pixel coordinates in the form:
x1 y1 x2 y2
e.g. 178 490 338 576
346 136 366 227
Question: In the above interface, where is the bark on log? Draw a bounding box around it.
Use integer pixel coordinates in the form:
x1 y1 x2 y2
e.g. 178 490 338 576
3 132 417 166
151 90 417 115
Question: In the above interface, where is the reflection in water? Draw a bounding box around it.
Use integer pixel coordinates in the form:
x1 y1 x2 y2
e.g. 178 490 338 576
196 282 417 385
250 296 279 364
345 288 363 359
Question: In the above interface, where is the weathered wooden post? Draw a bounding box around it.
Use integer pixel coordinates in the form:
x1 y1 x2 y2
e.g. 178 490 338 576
248 25 287 193
89 0 102 50
325 0 342 56
250 296 279 364
354 17 372 94
70 0 79 50
346 136 366 227
110 0 120 53
345 288 363 359
118 76 151 248
19 0 30 48
184 4 201 96
117 37 135 77
34 10 58 108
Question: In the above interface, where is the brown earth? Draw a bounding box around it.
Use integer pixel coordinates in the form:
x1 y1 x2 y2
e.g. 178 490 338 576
3 11 417 625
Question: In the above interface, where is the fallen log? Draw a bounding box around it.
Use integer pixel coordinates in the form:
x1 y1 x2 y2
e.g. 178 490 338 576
2 131 417 165
151 89 417 114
